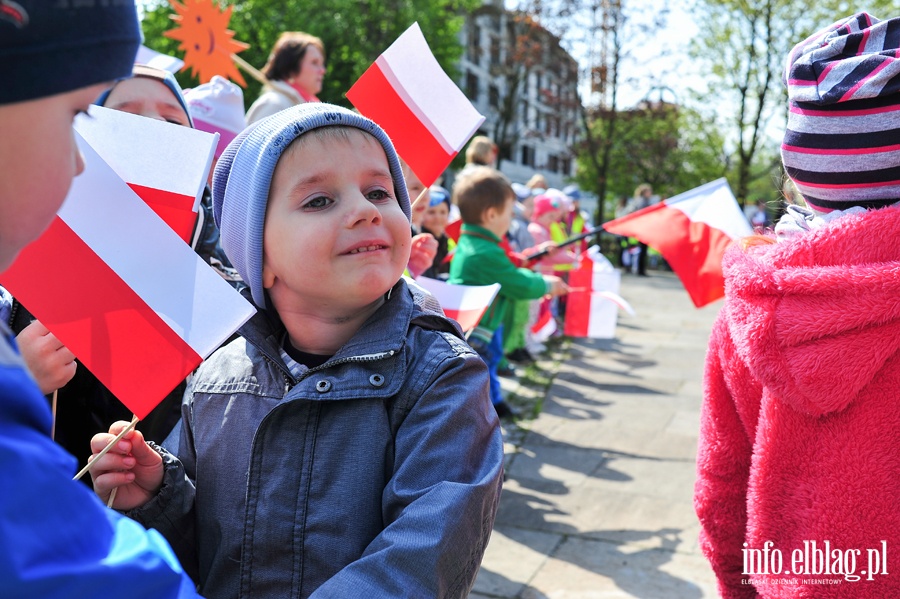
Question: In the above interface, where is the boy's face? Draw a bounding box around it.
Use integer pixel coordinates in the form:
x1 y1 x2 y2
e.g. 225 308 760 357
423 202 450 238
262 131 411 316
104 77 190 126
0 83 109 272
483 194 515 239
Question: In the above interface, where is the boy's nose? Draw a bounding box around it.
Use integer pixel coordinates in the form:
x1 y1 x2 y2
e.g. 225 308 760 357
347 195 382 226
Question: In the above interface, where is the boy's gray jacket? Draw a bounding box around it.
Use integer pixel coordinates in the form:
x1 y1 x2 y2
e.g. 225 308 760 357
130 279 504 599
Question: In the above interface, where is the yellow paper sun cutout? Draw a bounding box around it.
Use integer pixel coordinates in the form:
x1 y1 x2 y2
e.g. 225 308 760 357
165 0 250 86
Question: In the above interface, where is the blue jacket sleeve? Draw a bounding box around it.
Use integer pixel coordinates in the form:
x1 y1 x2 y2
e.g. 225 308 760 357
0 342 202 599
310 332 504 598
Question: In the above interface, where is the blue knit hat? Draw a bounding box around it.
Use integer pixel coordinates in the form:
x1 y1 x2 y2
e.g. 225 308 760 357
0 0 141 105
95 64 193 128
212 103 411 309
782 13 900 211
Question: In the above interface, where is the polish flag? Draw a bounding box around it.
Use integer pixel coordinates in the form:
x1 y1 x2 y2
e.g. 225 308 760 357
77 106 217 243
347 23 485 187
603 178 752 308
0 133 255 419
564 252 634 339
413 277 500 333
530 305 557 343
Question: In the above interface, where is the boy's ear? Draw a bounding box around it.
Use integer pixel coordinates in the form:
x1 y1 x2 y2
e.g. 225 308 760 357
482 205 497 224
262 261 276 289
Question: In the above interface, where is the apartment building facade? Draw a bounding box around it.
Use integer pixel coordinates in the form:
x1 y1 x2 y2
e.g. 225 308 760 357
456 0 581 189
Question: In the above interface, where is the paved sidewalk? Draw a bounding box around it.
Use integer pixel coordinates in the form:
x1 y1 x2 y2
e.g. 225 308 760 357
472 271 722 598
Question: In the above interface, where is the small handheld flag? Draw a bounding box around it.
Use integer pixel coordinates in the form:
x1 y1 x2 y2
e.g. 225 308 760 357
603 179 752 308
1 132 255 420
347 23 485 187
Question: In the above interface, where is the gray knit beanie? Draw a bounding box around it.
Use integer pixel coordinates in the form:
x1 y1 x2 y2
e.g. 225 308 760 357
782 12 900 211
0 0 141 105
212 103 411 309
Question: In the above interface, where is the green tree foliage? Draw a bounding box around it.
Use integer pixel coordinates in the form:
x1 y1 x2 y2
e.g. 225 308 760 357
689 0 896 206
575 101 728 220
140 0 480 109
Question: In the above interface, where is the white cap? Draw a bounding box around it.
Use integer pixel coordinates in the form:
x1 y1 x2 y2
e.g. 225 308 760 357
184 76 246 158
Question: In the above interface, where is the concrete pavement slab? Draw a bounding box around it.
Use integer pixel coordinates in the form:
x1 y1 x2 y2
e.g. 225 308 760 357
473 272 721 598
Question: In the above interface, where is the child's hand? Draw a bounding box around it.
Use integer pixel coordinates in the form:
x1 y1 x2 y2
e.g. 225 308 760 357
17 320 77 394
538 240 559 255
408 233 438 278
89 422 164 511
543 275 569 297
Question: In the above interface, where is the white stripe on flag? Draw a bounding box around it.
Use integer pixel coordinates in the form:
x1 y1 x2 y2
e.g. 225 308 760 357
78 106 218 211
664 178 753 241
60 134 254 358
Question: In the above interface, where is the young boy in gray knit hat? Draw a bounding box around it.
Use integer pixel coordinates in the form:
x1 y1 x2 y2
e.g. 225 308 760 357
0 1 201 597
92 102 504 599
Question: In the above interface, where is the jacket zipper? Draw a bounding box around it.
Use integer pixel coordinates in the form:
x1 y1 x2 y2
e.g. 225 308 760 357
264 350 397 393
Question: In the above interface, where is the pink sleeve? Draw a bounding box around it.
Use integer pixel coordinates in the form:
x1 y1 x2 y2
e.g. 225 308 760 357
694 316 758 599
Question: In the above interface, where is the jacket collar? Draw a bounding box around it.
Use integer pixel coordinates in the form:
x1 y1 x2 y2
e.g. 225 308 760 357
237 278 460 379
461 223 501 244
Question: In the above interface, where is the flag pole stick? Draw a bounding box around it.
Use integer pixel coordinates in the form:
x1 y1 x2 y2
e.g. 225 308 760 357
73 415 139 481
231 54 268 87
50 389 58 441
410 187 429 212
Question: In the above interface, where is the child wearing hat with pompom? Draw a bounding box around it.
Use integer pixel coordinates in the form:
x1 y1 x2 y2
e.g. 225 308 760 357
90 103 503 598
695 12 900 598
0 1 202 596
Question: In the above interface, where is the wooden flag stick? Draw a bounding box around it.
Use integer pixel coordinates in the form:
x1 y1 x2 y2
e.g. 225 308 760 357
232 54 268 87
50 389 58 441
73 414 139 481
410 187 429 212
107 487 118 508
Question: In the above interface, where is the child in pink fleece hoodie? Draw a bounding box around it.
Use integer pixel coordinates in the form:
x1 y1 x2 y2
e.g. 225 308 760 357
695 12 900 598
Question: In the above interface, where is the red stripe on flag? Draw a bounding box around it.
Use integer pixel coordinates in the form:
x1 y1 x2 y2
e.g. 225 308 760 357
443 307 490 333
1 217 202 419
563 256 593 337
128 183 197 243
347 62 455 187
604 204 732 307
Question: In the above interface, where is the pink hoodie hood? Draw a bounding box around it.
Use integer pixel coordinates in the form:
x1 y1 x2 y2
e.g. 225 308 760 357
722 204 900 417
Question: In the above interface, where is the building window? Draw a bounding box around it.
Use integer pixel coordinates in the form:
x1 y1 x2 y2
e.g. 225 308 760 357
466 71 479 102
520 145 535 167
489 85 499 109
490 36 501 66
561 157 571 176
548 154 559 173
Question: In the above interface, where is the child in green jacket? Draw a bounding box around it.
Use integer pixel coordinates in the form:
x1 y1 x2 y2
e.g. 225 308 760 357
449 167 567 418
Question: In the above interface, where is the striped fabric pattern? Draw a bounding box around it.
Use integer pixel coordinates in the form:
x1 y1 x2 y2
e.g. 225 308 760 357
782 13 900 211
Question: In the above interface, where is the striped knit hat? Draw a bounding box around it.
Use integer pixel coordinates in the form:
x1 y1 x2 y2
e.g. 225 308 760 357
782 13 900 211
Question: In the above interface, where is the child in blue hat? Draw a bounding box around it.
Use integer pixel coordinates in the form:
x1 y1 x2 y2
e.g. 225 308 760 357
91 103 504 598
0 1 201 596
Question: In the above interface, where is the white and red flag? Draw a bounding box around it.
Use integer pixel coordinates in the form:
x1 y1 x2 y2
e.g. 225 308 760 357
0 131 255 420
77 105 217 243
564 250 634 339
347 22 485 187
603 178 752 308
413 277 500 334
